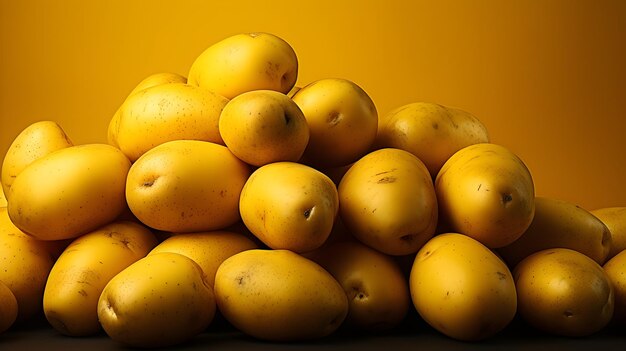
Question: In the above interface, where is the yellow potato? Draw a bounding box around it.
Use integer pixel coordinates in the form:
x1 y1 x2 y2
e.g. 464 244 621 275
604 250 626 324
409 233 517 341
149 230 258 287
1 120 72 197
239 162 338 253
98 252 215 348
514 248 614 336
306 241 410 331
126 140 250 233
338 148 437 255
219 90 309 166
188 32 298 99
8 144 130 241
292 78 378 167
116 82 229 161
0 280 18 334
498 197 612 267
375 102 489 178
0 208 55 321
214 249 348 341
592 207 626 260
435 143 535 248
108 72 187 147
43 221 158 336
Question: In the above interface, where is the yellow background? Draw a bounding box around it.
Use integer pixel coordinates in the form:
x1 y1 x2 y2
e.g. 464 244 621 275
1 0 625 210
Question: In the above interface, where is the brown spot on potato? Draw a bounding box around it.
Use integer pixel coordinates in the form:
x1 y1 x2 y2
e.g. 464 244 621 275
327 112 342 126
377 176 397 184
496 271 507 280
303 207 314 219
284 112 291 125
78 289 88 297
501 193 513 205
563 309 574 318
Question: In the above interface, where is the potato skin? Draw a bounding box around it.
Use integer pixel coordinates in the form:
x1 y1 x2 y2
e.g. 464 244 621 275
7 144 130 241
514 248 614 336
498 197 612 267
435 143 535 248
43 221 158 336
591 207 626 260
603 250 626 324
339 148 437 255
0 280 18 333
409 233 517 341
214 249 348 341
98 252 216 348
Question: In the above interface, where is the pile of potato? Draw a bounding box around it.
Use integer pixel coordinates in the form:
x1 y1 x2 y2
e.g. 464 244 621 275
0 32 624 347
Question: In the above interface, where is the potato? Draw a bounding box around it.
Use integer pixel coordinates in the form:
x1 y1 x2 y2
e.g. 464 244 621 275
592 207 626 260
126 140 251 233
43 221 158 336
603 250 626 324
214 249 348 341
306 241 410 331
0 208 55 321
514 248 614 336
7 144 130 241
375 102 489 178
409 233 517 341
219 90 309 166
188 32 298 99
116 83 229 162
98 252 216 348
148 230 258 287
108 72 187 148
0 187 6 208
435 143 535 248
292 78 378 167
498 197 612 267
338 148 437 255
239 162 338 253
1 120 72 197
0 280 18 334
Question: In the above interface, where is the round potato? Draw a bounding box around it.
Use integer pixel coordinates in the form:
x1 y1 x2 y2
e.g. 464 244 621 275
0 280 18 334
98 252 216 348
603 250 626 324
126 140 251 233
409 233 517 341
339 148 437 256
514 248 614 336
214 249 348 341
592 207 626 260
8 144 130 241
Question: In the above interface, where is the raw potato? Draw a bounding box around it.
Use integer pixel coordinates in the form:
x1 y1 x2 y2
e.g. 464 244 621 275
435 143 535 248
214 249 348 341
126 140 251 233
7 144 130 241
591 207 626 260
115 83 229 162
306 240 410 331
239 162 339 253
98 252 216 348
0 280 18 334
108 72 187 148
0 208 55 321
498 197 612 267
375 102 489 178
43 221 158 336
149 230 258 287
1 120 72 197
338 148 437 256
188 32 298 99
219 90 310 166
604 250 626 324
409 233 517 341
292 78 378 167
514 248 614 336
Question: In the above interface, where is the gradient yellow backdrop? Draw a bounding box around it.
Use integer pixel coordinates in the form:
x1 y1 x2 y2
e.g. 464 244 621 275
1 0 625 210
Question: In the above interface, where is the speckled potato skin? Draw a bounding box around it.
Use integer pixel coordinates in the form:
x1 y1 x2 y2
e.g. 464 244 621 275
604 250 626 324
409 233 517 341
7 144 130 241
97 252 216 348
116 82 229 161
514 248 614 336
188 32 298 99
43 221 158 336
214 249 348 341
0 280 18 333
591 207 626 260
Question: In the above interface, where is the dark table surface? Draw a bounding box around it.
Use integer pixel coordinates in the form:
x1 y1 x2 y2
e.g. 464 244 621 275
2 311 625 351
